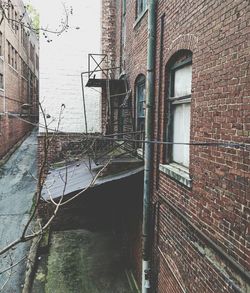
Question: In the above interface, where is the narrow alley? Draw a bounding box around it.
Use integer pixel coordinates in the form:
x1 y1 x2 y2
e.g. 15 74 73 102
0 131 37 292
0 0 249 292
32 168 143 293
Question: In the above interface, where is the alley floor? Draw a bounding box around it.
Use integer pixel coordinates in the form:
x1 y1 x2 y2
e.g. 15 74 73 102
0 131 37 293
33 230 133 293
0 130 140 293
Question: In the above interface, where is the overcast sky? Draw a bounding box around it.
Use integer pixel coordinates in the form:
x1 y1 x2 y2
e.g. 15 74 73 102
24 0 100 36
27 0 102 133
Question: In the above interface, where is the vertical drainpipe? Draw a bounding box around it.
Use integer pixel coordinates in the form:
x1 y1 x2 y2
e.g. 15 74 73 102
3 18 6 113
142 0 156 292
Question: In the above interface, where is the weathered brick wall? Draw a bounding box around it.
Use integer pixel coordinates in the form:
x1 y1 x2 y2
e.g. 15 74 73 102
0 0 39 158
37 133 92 170
115 0 148 127
37 133 113 171
153 0 249 292
101 0 117 133
102 0 117 69
103 0 250 291
0 115 32 158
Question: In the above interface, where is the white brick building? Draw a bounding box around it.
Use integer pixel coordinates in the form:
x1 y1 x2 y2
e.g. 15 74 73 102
38 0 101 133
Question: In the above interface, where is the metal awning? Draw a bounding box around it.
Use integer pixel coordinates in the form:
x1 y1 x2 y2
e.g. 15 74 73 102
41 159 143 200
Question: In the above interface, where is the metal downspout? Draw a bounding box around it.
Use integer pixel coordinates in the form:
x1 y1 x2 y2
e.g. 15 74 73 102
80 73 88 134
81 73 92 171
142 0 156 292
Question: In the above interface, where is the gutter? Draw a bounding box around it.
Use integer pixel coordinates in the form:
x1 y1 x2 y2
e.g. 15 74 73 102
142 0 157 292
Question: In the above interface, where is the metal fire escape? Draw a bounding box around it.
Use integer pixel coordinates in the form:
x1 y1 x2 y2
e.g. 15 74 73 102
85 54 124 89
80 54 144 167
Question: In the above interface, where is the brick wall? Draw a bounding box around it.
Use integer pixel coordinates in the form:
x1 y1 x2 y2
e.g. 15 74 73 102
101 0 117 133
0 115 32 158
37 133 95 170
102 0 117 69
153 0 249 291
37 132 114 171
102 0 250 291
0 0 39 159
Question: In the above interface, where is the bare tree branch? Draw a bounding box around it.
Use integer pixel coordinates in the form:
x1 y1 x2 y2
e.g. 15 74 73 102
0 104 113 262
0 1 76 39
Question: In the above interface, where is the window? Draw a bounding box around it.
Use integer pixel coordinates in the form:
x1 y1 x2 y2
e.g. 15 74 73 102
14 51 18 69
160 51 192 187
7 40 18 70
11 4 14 29
36 54 39 70
30 43 35 64
0 74 3 89
136 0 147 19
7 1 11 22
21 59 28 79
21 25 29 51
169 62 192 167
11 46 14 67
29 71 34 104
0 42 4 90
0 32 2 56
136 75 146 133
14 11 18 32
7 41 11 64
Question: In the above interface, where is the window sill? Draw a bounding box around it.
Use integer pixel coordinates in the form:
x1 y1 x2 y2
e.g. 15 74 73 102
133 8 148 29
159 163 192 188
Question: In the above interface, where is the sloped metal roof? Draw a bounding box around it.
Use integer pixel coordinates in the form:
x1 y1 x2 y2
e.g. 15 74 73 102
41 159 143 200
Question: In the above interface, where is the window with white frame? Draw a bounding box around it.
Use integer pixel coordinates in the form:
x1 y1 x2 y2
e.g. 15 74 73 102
167 53 192 169
136 0 147 19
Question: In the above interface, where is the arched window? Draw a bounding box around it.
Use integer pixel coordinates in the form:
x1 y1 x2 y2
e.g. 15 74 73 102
167 51 192 169
135 75 146 132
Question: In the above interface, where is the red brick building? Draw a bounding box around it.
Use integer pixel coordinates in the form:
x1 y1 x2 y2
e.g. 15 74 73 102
99 0 250 292
0 0 39 159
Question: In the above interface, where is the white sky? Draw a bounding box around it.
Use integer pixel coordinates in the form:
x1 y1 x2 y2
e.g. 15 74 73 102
26 0 102 133
24 0 100 41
